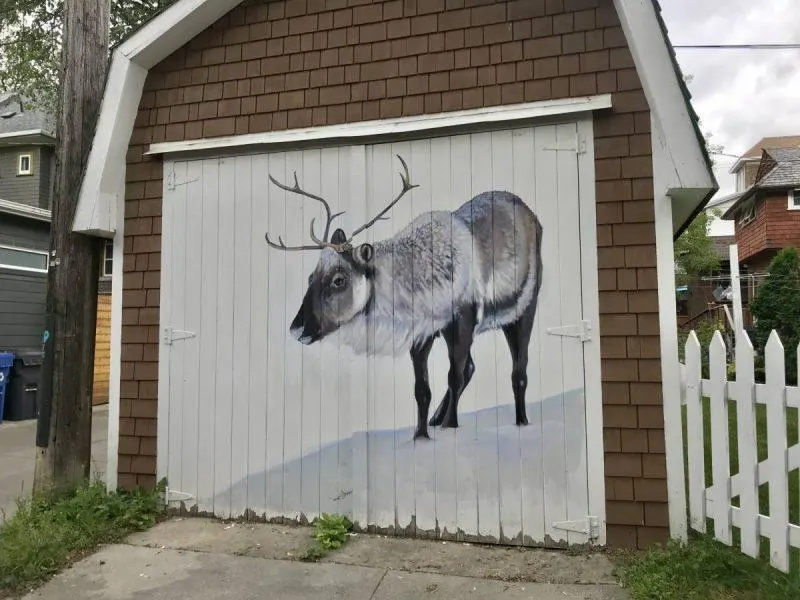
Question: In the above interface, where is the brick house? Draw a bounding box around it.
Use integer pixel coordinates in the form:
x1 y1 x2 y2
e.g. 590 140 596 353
723 144 800 292
74 0 716 549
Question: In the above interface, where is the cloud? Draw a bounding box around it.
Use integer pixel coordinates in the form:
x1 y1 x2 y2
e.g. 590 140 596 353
659 0 800 195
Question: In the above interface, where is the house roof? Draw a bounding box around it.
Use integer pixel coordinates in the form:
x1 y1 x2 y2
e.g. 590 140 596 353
73 0 717 238
711 235 736 261
730 135 800 174
722 148 800 219
0 93 56 141
705 190 744 211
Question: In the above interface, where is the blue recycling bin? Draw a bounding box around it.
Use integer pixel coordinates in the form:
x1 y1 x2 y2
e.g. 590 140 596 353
0 352 14 424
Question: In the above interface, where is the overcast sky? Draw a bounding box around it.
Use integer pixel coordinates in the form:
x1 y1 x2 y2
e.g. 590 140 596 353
659 0 800 197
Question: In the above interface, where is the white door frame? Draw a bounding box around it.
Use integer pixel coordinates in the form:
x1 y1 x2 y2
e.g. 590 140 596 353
151 107 606 543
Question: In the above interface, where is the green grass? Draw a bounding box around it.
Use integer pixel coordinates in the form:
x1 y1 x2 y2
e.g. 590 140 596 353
617 534 800 600
682 398 799 565
620 398 800 599
0 481 164 594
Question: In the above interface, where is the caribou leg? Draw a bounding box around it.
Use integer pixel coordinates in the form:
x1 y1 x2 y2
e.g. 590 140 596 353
410 336 435 439
441 305 477 429
502 304 536 426
429 351 474 427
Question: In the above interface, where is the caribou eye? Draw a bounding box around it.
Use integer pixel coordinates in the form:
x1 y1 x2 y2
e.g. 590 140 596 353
331 273 346 289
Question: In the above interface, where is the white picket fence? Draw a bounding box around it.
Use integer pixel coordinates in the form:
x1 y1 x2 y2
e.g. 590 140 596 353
681 329 799 572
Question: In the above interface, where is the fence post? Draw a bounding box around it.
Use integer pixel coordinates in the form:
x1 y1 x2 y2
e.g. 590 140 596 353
685 331 705 532
765 331 789 571
709 331 732 544
735 331 759 557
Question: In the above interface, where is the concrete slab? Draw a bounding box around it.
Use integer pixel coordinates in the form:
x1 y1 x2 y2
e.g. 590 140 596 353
127 518 314 560
23 544 385 600
373 570 626 600
329 534 619 585
21 544 628 600
128 518 620 585
0 405 108 521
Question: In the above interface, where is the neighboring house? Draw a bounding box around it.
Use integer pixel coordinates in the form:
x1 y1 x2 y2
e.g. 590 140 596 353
0 92 55 369
73 0 717 550
723 145 800 298
0 92 113 408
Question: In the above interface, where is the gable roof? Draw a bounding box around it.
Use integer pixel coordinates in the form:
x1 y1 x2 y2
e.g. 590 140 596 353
731 135 800 174
722 148 800 219
74 0 717 238
0 92 55 143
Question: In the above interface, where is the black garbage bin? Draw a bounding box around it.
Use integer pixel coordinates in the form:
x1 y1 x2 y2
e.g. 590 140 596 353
4 349 43 421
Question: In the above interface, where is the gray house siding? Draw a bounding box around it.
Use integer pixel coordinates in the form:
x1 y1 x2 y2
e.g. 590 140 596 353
37 148 54 210
0 146 44 208
0 215 48 351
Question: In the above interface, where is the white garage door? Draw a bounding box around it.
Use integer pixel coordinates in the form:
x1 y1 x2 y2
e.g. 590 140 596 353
158 120 603 546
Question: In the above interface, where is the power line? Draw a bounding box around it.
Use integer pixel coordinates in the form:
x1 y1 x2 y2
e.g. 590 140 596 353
674 43 800 50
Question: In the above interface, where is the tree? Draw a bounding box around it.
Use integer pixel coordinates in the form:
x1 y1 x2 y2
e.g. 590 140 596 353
750 247 800 384
0 0 171 113
674 210 721 286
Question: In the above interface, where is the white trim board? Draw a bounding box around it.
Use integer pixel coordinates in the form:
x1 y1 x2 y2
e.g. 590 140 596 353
0 198 51 222
145 96 613 156
652 115 687 541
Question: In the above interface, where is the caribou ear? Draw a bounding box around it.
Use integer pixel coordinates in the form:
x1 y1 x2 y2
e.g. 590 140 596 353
355 243 374 264
331 228 347 246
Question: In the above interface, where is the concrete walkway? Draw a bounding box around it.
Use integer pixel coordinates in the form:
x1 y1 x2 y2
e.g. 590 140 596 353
23 518 629 599
0 405 108 520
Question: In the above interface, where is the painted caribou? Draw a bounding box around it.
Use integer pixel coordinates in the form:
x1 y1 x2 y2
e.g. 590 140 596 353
265 155 543 439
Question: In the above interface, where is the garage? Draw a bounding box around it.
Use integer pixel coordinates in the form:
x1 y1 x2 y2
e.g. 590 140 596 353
155 118 603 546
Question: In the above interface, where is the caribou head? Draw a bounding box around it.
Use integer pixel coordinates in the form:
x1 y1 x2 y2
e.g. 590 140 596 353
265 155 417 344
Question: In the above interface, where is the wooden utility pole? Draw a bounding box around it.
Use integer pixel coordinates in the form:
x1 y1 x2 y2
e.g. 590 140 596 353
34 0 110 492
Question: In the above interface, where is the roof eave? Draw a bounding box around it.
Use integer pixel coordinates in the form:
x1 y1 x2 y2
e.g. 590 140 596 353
0 198 52 222
613 0 718 237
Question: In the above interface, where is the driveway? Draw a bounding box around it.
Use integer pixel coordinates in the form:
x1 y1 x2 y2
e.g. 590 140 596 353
0 405 108 520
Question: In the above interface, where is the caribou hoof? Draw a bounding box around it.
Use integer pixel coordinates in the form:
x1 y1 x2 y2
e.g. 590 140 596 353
441 415 459 429
516 416 529 426
414 429 430 440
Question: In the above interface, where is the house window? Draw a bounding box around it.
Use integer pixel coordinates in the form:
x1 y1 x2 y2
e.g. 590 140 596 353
789 189 800 210
0 245 49 273
102 239 113 277
17 154 32 175
739 204 756 226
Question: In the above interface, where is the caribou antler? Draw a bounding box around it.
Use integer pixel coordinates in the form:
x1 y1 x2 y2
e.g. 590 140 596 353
264 170 346 251
265 155 416 253
349 155 418 239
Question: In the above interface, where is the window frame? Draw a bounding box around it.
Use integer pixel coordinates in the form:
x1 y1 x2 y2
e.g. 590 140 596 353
739 203 757 226
0 244 49 273
101 239 113 277
788 188 800 211
17 153 32 176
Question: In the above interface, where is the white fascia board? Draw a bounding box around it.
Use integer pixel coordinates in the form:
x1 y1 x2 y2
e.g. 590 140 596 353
0 129 54 140
0 198 51 222
118 0 243 68
73 54 147 236
146 95 613 155
614 0 714 192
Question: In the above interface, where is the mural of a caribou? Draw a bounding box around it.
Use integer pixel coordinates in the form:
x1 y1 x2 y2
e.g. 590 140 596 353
265 155 543 440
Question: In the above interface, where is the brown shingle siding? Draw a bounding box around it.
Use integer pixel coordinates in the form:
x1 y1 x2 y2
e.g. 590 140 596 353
120 0 666 548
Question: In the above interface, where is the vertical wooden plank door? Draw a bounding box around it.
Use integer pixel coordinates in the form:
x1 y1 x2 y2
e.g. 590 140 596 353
158 122 596 547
